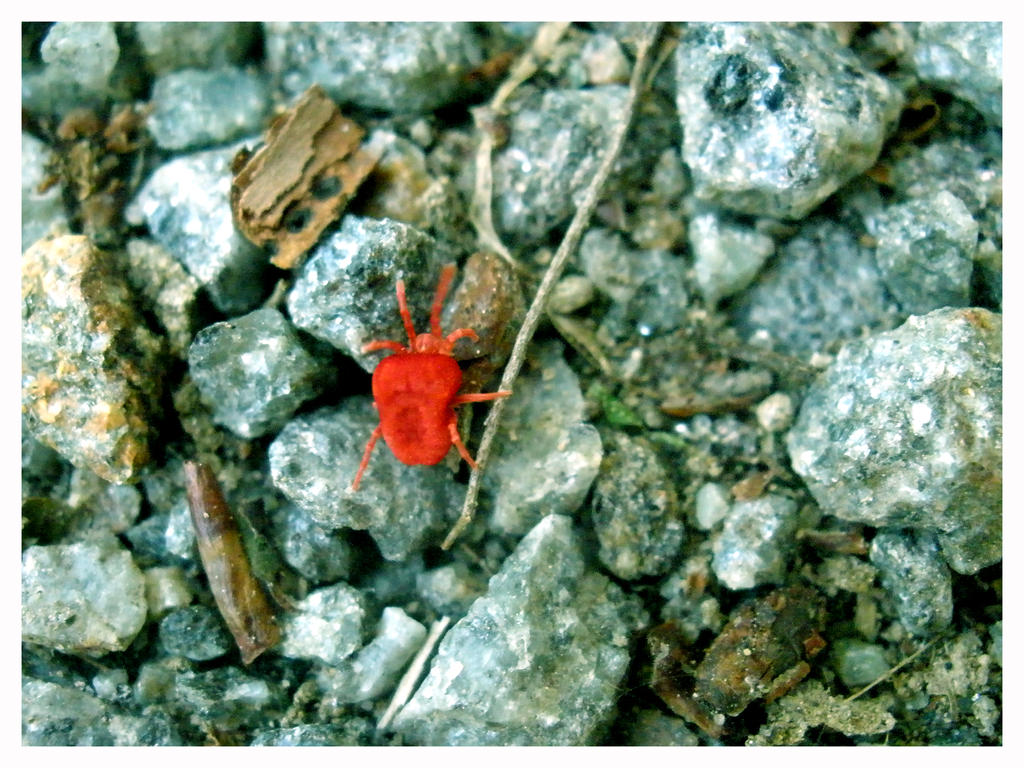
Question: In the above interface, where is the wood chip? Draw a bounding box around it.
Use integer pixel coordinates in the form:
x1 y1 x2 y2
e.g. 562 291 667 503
230 85 378 269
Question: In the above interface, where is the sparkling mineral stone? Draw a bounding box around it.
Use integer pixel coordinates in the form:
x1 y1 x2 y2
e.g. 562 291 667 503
831 638 891 689
869 530 952 637
66 466 142 533
22 235 164 484
273 502 354 585
675 23 902 219
264 22 482 113
623 709 701 746
581 33 630 85
687 207 775 306
787 308 1001 574
711 494 799 590
269 398 463 560
134 22 257 74
188 308 331 439
147 67 271 151
278 583 368 666
316 607 426 703
492 87 675 244
40 22 119 92
392 515 648 745
579 227 689 338
694 482 731 530
913 22 1002 125
158 605 233 661
126 142 269 314
22 534 147 655
142 566 193 617
172 667 283 731
484 342 602 535
23 679 115 746
730 218 902 358
287 216 449 372
124 499 195 566
249 722 374 746
866 190 978 315
124 239 201 360
21 133 67 250
416 562 486 616
590 432 685 580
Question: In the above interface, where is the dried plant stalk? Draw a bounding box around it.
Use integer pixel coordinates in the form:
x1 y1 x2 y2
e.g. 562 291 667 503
443 22 664 549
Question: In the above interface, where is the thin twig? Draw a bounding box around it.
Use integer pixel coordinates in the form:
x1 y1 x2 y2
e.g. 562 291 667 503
844 638 935 702
470 22 571 264
443 22 664 549
376 616 451 731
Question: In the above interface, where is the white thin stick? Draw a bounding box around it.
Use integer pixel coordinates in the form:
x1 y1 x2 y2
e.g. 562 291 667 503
443 22 663 550
376 616 451 731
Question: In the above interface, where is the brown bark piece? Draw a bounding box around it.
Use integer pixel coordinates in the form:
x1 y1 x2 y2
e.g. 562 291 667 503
230 85 378 269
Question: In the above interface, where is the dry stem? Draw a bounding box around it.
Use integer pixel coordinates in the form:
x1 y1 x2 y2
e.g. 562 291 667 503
443 22 664 549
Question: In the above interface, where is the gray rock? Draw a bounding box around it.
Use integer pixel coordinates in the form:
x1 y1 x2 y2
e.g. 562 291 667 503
711 494 799 590
287 216 450 371
40 22 119 92
416 562 486 617
123 499 196 566
578 228 689 339
730 217 902 358
172 667 284 731
831 638 891 689
22 235 165 484
279 583 368 666
147 67 271 151
590 432 685 580
158 605 233 661
317 607 426 703
250 721 374 746
135 22 258 74
188 308 331 438
126 142 269 314
675 23 902 219
269 399 463 560
23 679 114 745
492 87 675 244
694 482 731 530
392 515 647 745
142 566 193 617
21 132 67 250
22 535 147 654
124 239 202 359
787 308 1001 574
264 22 482 113
866 190 978 315
688 207 775 306
870 530 952 637
623 709 702 746
484 343 603 535
65 466 142 534
272 502 354 585
913 22 1002 125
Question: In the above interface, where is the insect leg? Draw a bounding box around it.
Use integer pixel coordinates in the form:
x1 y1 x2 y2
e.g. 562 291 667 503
448 418 477 469
451 390 512 405
430 263 457 337
445 327 479 345
363 339 408 354
395 280 418 347
352 424 383 491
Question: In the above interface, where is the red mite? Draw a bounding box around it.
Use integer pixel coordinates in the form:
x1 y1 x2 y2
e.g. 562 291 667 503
351 264 511 491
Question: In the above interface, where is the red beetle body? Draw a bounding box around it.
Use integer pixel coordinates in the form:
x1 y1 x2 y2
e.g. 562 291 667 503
351 264 511 490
